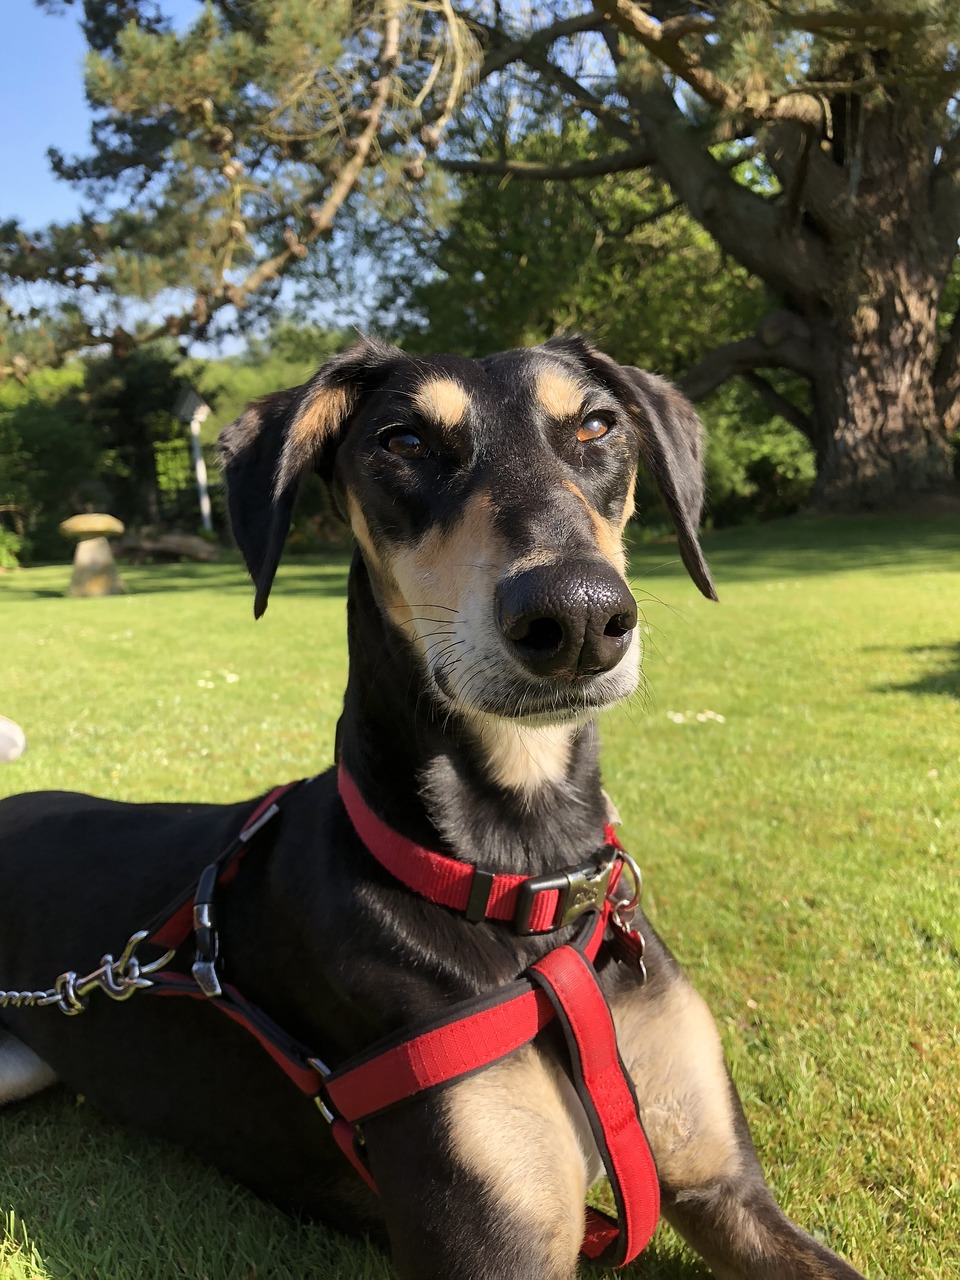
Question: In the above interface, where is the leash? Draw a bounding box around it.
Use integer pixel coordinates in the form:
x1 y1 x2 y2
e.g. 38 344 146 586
2 774 659 1267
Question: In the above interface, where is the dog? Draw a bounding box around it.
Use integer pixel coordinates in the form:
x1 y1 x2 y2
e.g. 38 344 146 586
0 337 866 1278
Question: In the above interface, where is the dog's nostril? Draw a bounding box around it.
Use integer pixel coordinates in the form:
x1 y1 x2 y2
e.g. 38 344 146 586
604 613 633 640
508 616 565 653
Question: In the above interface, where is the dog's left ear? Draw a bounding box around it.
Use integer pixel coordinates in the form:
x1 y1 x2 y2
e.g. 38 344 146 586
617 363 717 601
546 337 717 601
219 338 398 617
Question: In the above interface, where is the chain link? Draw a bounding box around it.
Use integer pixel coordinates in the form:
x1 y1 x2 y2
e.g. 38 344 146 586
0 931 175 1016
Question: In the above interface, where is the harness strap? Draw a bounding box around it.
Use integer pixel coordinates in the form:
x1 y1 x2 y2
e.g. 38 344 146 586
146 784 299 951
530 945 660 1266
325 983 554 1123
138 779 659 1267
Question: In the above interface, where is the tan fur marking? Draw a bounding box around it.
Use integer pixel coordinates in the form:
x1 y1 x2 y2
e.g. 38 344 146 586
621 472 637 527
385 490 501 672
388 489 498 630
535 367 587 421
445 1046 588 1273
346 494 380 568
276 384 355 495
347 494 413 628
562 481 627 576
469 719 574 796
413 377 469 429
612 979 742 1189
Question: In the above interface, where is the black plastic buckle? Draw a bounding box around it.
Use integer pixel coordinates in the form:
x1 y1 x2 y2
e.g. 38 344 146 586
514 859 614 935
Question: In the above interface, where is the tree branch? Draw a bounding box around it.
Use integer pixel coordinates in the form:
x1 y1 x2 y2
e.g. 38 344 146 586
763 5 921 36
615 82 830 301
679 310 816 402
439 143 654 180
593 0 736 113
763 119 852 237
2 4 410 378
521 53 642 147
742 371 813 441
471 11 606 80
231 2 402 306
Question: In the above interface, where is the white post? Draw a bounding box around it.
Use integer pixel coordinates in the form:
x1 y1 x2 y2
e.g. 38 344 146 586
189 404 213 533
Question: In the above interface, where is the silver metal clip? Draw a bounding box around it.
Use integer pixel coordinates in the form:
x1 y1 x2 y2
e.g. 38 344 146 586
52 930 175 1016
191 956 223 998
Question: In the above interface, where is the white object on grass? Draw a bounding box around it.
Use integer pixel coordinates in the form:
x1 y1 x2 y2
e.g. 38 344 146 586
0 716 26 763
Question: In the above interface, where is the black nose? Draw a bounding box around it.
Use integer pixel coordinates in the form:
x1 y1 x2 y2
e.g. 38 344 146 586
496 560 638 679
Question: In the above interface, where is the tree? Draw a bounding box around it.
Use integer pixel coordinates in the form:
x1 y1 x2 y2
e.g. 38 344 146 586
442 1 960 510
3 0 477 360
385 123 765 369
9 1 960 510
0 365 93 560
78 344 193 525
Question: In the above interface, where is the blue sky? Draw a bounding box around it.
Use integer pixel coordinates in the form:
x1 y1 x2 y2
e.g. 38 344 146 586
0 0 200 229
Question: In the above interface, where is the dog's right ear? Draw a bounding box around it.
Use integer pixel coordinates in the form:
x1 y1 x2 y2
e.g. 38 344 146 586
219 338 397 618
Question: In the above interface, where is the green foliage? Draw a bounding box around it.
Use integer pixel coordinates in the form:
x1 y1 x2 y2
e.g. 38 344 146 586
0 364 91 560
700 383 816 525
5 1 476 360
0 528 22 570
0 347 206 560
387 127 767 373
74 344 195 526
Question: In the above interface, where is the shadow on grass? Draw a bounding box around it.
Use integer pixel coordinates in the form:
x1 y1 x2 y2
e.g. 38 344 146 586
874 641 960 699
0 1088 375 1280
1 1090 711 1280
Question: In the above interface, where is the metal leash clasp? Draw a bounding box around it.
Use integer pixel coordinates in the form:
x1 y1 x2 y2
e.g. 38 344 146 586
607 852 647 983
52 930 175 1016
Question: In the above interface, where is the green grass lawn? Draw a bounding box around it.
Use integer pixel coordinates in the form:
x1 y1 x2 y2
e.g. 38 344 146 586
0 515 958 1279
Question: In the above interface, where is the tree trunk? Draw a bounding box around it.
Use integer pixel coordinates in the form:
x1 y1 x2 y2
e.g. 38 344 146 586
807 261 957 510
801 95 959 512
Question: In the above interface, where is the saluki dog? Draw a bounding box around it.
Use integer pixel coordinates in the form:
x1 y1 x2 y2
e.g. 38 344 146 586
0 338 866 1278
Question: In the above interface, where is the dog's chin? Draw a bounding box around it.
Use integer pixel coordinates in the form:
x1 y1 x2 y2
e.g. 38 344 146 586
431 656 638 727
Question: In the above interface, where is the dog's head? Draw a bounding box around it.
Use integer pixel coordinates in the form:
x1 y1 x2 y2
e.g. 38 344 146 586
220 336 715 727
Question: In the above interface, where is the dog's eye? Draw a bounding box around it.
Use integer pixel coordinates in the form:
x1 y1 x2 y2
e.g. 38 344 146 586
383 429 429 459
576 415 609 444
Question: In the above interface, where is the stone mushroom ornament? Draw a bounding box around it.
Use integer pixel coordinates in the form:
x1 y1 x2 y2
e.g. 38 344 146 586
60 513 127 597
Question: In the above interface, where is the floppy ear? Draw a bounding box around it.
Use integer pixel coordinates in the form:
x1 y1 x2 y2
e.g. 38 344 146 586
617 364 717 601
218 337 397 618
544 337 716 601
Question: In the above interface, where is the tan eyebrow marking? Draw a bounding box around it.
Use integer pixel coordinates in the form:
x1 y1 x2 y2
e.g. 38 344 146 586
534 367 588 420
413 377 469 429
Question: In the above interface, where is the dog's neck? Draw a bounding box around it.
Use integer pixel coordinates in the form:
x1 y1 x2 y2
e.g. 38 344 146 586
337 554 609 876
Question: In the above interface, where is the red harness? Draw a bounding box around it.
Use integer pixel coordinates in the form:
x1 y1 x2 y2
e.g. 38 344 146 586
140 772 660 1268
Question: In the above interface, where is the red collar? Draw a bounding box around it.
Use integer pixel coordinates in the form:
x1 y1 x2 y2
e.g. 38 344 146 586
337 762 626 934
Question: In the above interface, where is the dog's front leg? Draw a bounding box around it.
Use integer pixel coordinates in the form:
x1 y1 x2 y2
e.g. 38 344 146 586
363 1044 588 1280
610 928 866 1280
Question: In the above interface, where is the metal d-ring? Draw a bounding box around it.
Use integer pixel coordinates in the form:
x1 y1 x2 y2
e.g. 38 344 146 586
607 851 642 933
